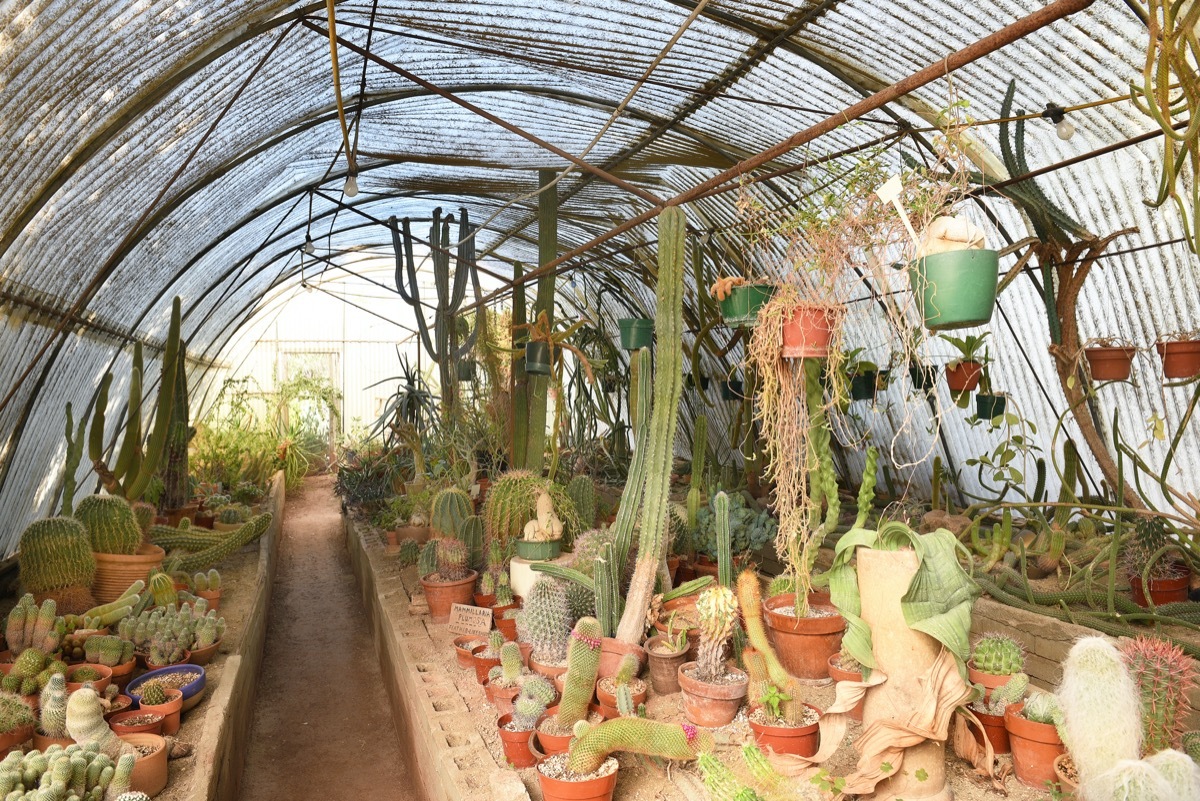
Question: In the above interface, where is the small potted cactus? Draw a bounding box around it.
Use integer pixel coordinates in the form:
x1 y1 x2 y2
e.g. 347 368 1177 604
677 585 747 727
475 571 498 608
645 620 689 695
498 690 546 769
1004 692 1066 789
514 491 564 561
517 578 572 678
212 503 252 532
538 618 603 756
968 632 1025 700
65 663 113 694
0 689 36 752
192 569 222 611
133 682 183 736
74 495 165 604
472 631 506 685
187 611 226 666
418 538 478 624
484 642 529 715
826 643 865 722
595 653 646 719
491 575 520 623
968 672 1028 755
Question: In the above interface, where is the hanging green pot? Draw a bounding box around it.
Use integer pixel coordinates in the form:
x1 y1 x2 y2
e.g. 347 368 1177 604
720 379 743 401
685 374 710 391
719 284 776 328
515 539 561 561
525 342 552 376
849 372 878 401
909 249 1000 331
909 364 939 392
617 318 654 350
457 361 476 381
976 392 1007 419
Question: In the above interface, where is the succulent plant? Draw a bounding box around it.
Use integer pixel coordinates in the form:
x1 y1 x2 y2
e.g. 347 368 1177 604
418 540 438 578
1060 636 1143 789
614 653 639 687
232 481 266 505
431 487 473 539
973 672 1029 716
1122 516 1187 582
695 585 737 683
17 516 97 615
520 675 556 707
495 581 515 607
693 492 776 560
566 718 714 774
216 504 252 525
482 470 581 553
557 617 602 728
139 683 167 706
84 635 135 668
478 572 496 596
70 666 103 683
0 690 34 736
488 642 525 688
74 494 143 555
66 686 135 758
510 694 545 732
426 537 470 582
971 632 1025 676
38 673 68 738
515 577 571 664
0 734 136 799
166 513 272 573
1120 635 1197 754
566 475 598 529
5 593 65 656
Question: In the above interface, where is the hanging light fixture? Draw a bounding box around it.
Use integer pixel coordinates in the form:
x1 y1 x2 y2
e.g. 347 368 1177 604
1041 102 1075 141
344 173 359 197
304 233 316 255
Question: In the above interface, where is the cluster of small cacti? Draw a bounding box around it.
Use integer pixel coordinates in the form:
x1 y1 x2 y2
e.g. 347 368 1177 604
232 481 265 506
1120 635 1197 753
494 573 514 607
213 504 252 525
83 636 135 669
486 642 526 689
73 495 143 556
6 595 65 656
2 648 66 697
510 694 545 732
973 672 1029 716
695 585 737 683
17 517 97 614
515 578 571 664
396 539 420 567
693 492 776 561
971 632 1025 676
557 617 602 728
566 475 597 529
117 602 225 664
192 569 221 592
0 740 136 800
566 717 714 774
204 494 231 510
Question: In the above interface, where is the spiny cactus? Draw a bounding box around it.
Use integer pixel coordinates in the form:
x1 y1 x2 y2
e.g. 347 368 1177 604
0 690 34 737
1122 516 1186 582
6 594 64 656
566 718 714 774
699 752 754 801
418 540 438 578
614 653 639 687
1143 749 1200 798
131 500 157 535
566 475 597 529
84 635 135 668
38 674 68 738
431 488 473 538
974 672 1029 716
434 538 471 582
695 585 737 683
0 745 135 801
520 675 557 707
148 571 177 609
18 517 97 614
74 495 143 555
564 580 594 621
972 632 1025 675
1120 635 1197 754
488 642 524 688
495 580 515 607
516 577 572 664
149 524 225 553
115 793 153 801
511 694 545 731
232 481 265 505
1060 636 1142 785
460 515 485 570
192 568 221 592
138 683 167 707
1184 731 1200 763
169 513 272 573
215 504 251 525
557 617 602 728
66 687 134 758
736 570 806 725
615 683 635 717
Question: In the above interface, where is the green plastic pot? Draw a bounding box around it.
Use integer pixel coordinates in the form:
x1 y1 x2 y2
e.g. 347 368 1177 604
685 374 710 391
719 284 776 328
909 249 1000 331
909 364 939 392
457 360 476 381
525 342 552 376
976 393 1008 419
617 318 654 350
515 539 561 561
849 372 878 401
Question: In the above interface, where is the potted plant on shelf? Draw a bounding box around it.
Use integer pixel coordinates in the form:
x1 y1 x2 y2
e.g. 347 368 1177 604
417 538 478 624
617 317 653 350
1122 517 1191 607
678 585 746 727
536 618 603 757
484 642 529 715
1004 692 1066 789
74 495 165 605
941 331 989 396
473 631 506 685
645 618 689 695
135 682 183 736
192 569 221 611
517 578 571 677
968 671 1028 755
844 348 881 403
1083 337 1138 381
710 275 775 329
497 691 546 769
1155 331 1200 379
514 491 564 561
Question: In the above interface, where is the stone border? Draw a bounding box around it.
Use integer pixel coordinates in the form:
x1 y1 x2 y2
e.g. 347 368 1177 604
344 514 530 801
184 471 285 801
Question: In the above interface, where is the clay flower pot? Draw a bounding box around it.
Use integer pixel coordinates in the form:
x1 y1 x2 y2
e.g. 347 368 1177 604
825 654 864 721
105 658 136 692
781 304 840 359
1156 340 1200 379
496 713 538 769
596 678 647 719
596 639 646 679
530 656 568 682
104 695 134 722
92 544 165 604
421 569 479 624
66 664 112 695
453 636 484 669
749 703 821 756
32 730 74 750
972 708 1011 755
0 724 33 754
645 636 689 695
1130 571 1191 607
1005 702 1065 789
1085 346 1137 381
678 662 747 728
762 593 845 680
536 706 574 756
485 679 522 716
495 615 518 641
537 755 618 801
473 593 497 608
108 709 165 736
119 733 168 797
395 525 434 544
128 665 206 712
188 640 221 666
196 588 221 612
652 597 700 659
1054 753 1078 795
137 688 183 736
472 645 502 685
967 661 1015 703
945 361 983 392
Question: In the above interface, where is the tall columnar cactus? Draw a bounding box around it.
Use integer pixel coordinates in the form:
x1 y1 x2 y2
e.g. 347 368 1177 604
566 475 597 529
615 207 686 642
159 346 192 513
170 514 272 573
88 299 182 502
74 495 143 555
566 718 713 774
687 415 708 531
38 673 68 738
713 491 733 588
488 642 524 688
972 633 1025 675
516 578 572 663
431 488 473 539
736 570 806 725
18 517 96 614
695 585 737 683
434 538 471 582
1120 635 1198 753
390 208 482 422
60 402 87 516
557 617 602 727
593 542 621 638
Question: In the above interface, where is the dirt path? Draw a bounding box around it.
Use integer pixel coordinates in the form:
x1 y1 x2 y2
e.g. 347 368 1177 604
239 474 414 801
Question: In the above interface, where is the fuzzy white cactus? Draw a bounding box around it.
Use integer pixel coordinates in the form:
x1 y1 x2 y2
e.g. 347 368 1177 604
1060 636 1142 782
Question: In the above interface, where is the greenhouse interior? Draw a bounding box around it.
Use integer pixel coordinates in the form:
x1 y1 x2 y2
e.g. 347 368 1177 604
1 0 1199 799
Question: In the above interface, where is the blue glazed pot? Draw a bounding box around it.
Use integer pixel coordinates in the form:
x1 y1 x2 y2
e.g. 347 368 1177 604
128 665 207 713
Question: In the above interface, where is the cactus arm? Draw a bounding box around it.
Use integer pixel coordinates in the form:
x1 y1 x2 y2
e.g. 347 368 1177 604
567 718 713 774
714 492 733 588
61 403 87 516
125 298 181 501
113 343 143 483
529 563 596 592
88 373 113 463
853 447 879 530
389 216 416 306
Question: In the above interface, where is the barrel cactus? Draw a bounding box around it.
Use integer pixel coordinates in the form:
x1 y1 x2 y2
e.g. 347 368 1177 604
17 516 97 614
74 494 143 555
216 504 251 525
139 683 167 706
434 538 471 582
511 694 545 732
520 675 557 707
971 632 1025 676
515 577 571 664
431 487 473 538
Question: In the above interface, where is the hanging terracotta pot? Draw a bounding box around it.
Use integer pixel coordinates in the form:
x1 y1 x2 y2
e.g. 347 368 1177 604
945 361 983 392
645 636 689 695
617 318 653 350
762 593 845 680
537 755 618 801
719 284 776 328
420 569 478 624
781 304 840 359
1156 340 1200 379
748 704 821 756
1085 346 1137 381
596 639 646 679
972 708 1011 755
825 654 864 721
678 662 747 727
1129 571 1191 607
496 713 539 769
909 249 1000 331
1005 702 1065 789
526 342 552 376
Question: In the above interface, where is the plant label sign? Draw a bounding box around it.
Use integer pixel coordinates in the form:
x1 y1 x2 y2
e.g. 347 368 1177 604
448 604 494 636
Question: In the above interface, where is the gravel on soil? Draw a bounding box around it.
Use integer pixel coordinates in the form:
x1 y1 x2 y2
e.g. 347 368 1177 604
537 753 617 781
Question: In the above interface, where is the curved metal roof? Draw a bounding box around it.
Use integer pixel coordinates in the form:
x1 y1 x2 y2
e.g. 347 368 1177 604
0 0 1197 551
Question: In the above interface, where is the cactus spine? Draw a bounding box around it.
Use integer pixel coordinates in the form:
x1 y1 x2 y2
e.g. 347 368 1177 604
515 578 571 663
38 674 68 738
972 633 1025 676
1120 635 1197 753
566 718 713 774
615 207 685 643
557 617 602 728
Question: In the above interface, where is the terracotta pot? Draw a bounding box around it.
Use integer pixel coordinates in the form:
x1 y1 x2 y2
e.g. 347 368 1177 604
474 593 497 608
104 695 134 721
1005 702 1065 789
518 642 533 667
749 704 821 756
138 688 183 736
188 641 221 666
119 733 168 797
973 708 1011 755
537 758 618 801
536 706 574 756
645 636 689 695
453 636 485 669
196 588 221 612
693 560 719 580
781 304 840 359
666 555 680 584
1156 340 1200 379
492 602 520 622
32 731 74 750
384 529 400 555
396 525 434 544
530 657 568 681
66 664 113 695
497 713 538 769
1054 753 1078 796
164 503 199 527
144 651 191 671
1085 346 1137 381
495 616 518 641
472 645 501 685
108 709 165 736
194 512 214 530
762 593 845 680
676 562 697 583
967 661 1015 703
678 662 748 727
0 725 32 754
485 679 521 716
653 597 700 659
596 679 647 719
597 638 646 679
826 655 864 721
945 361 983 392
1130 572 1191 607
421 570 479 624
92 544 166 604
212 521 241 532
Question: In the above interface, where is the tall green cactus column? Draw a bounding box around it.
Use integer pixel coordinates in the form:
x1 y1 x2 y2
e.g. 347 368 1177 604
521 169 559 473
615 207 686 644
160 346 192 513
510 262 529 468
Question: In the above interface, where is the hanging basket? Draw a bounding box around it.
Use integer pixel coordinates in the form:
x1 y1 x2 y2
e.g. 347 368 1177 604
525 342 552 376
720 379 743 401
1156 340 1200 379
719 284 775 328
617 318 654 350
945 361 983 392
976 392 1007 420
849 372 878 401
781 304 840 358
909 249 1000 331
1085 346 1137 381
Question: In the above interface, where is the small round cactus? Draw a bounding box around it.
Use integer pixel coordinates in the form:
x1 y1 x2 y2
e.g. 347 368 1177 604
139 682 167 706
972 632 1025 676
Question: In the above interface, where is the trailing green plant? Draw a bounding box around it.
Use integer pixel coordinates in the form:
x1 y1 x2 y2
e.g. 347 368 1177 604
515 578 571 664
1120 635 1197 753
17 516 96 615
566 717 714 774
74 495 143 556
556 617 602 728
971 632 1025 675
